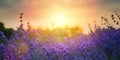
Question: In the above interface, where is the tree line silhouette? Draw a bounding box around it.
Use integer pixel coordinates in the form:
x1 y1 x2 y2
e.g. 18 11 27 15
0 22 14 44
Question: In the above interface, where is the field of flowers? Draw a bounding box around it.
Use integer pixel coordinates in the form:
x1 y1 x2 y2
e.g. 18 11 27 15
0 11 120 60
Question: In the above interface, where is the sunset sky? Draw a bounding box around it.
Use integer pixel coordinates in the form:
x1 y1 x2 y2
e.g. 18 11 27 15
0 0 120 33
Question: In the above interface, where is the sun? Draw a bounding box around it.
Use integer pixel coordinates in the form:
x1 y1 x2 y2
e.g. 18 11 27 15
51 12 68 28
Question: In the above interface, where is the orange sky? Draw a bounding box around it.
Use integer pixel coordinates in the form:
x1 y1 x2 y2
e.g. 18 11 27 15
21 0 103 33
0 0 120 33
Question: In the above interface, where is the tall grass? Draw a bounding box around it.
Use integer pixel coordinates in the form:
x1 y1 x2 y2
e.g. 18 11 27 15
0 11 120 60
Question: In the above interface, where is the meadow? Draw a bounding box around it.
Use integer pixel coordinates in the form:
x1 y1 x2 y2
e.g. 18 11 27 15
0 11 120 60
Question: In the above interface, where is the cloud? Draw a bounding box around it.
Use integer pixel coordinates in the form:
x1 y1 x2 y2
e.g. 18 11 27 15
107 0 120 3
0 0 22 10
105 0 120 5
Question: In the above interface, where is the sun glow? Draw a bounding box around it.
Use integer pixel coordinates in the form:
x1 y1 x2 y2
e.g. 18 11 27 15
52 12 68 28
30 4 91 34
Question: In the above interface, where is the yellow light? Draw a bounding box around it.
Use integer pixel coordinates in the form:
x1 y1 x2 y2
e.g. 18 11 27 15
51 12 68 28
